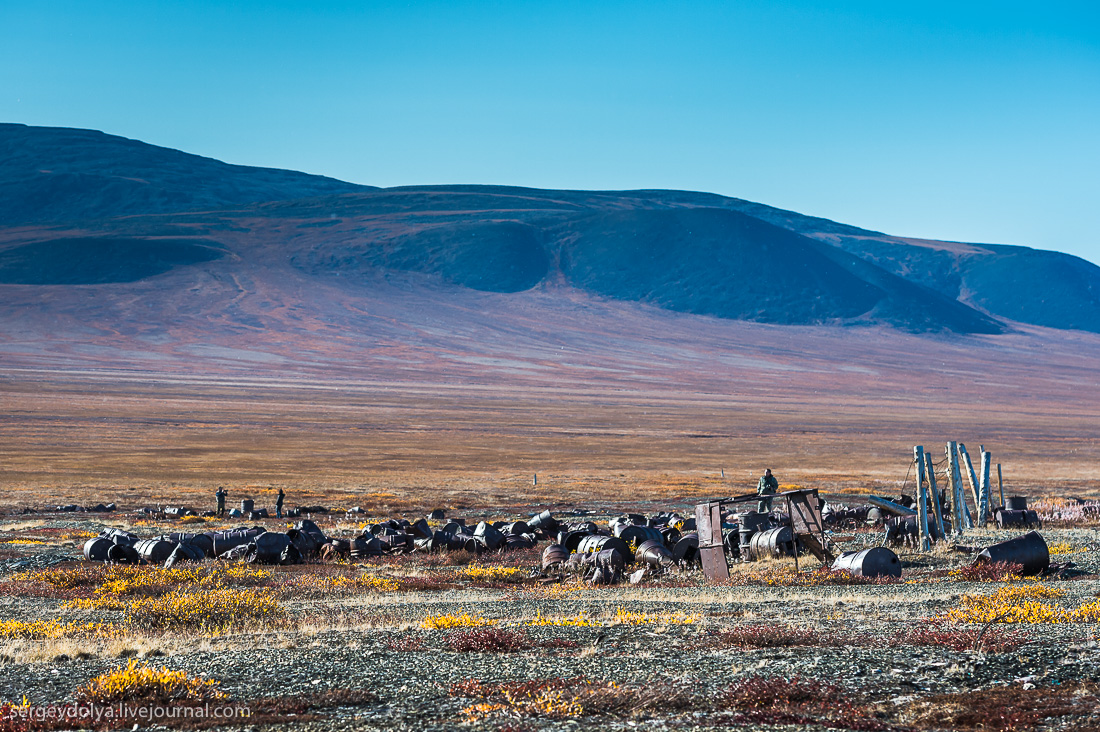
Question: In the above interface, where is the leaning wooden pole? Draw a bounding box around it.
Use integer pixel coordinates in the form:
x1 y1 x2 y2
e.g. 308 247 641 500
958 443 981 511
914 446 931 551
924 450 946 537
947 442 968 532
978 451 992 526
997 463 1005 509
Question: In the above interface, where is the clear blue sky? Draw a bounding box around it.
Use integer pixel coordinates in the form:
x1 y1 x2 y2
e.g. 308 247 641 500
3 1 1098 264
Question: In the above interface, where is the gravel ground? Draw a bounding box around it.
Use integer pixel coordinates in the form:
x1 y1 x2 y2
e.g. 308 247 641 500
1 515 1098 731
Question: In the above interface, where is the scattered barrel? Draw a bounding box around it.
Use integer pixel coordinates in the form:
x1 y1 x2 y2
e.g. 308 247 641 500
253 532 291 563
100 528 137 546
134 538 176 565
410 518 433 540
635 540 675 570
83 537 113 561
672 532 700 566
504 534 535 550
976 531 1049 576
528 510 559 535
996 509 1040 529
1005 496 1029 511
163 542 204 568
350 533 383 558
557 529 594 553
240 499 255 514
429 508 446 520
473 521 505 550
542 544 569 570
723 530 740 558
749 526 796 560
441 521 467 536
576 534 629 559
166 532 214 558
614 525 663 558
832 547 902 578
501 521 530 536
294 520 327 546
212 528 264 557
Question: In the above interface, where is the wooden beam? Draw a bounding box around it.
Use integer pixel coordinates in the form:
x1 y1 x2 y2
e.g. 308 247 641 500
958 443 981 510
914 446 931 551
924 450 946 537
997 463 1005 509
947 442 968 533
978 451 992 526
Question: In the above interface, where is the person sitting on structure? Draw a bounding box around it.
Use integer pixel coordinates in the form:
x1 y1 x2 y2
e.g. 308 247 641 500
757 469 779 513
215 486 228 517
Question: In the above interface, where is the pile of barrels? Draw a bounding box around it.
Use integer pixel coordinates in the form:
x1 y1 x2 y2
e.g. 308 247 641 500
539 509 815 585
82 520 330 567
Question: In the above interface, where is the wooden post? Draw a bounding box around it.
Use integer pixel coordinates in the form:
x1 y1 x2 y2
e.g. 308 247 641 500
997 463 1005 508
924 450 946 538
978 451 992 525
914 446 931 551
947 442 968 533
958 443 981 510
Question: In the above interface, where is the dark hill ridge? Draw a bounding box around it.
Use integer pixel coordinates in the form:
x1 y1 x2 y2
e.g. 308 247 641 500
0 124 1097 334
0 123 370 225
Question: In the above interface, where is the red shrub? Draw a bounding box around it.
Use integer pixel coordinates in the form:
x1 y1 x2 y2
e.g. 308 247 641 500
447 628 534 653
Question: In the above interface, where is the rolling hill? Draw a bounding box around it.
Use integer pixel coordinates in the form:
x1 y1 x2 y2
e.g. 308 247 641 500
0 123 1097 338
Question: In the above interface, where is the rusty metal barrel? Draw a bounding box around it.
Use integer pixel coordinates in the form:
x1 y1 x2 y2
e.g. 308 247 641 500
737 511 771 558
501 521 530 536
557 529 593 553
134 538 176 564
749 526 796 560
996 509 1032 529
166 532 214 558
349 533 382 558
672 532 699 566
1005 496 1029 511
614 525 663 558
576 534 629 559
541 544 569 570
83 537 113 561
635 540 675 570
211 528 264 556
976 530 1049 576
832 547 902 578
528 510 559 535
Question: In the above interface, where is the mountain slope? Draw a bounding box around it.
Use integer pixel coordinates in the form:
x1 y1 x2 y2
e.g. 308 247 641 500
2 124 1098 334
0 123 370 225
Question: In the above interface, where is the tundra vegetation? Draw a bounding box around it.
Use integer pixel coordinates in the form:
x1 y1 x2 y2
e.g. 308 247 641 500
0 491 1097 731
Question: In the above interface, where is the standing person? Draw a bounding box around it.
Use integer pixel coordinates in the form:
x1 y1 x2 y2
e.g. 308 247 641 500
757 469 779 513
275 488 285 519
215 486 228 517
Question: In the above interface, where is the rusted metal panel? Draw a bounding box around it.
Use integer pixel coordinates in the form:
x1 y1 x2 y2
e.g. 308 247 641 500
789 491 824 536
695 501 729 582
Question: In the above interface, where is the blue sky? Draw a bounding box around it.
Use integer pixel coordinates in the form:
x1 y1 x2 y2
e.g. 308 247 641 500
3 1 1099 264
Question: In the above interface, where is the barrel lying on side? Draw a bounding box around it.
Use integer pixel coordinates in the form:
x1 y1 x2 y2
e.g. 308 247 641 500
635 540 675 570
832 547 902 578
576 535 630 560
134 538 176 565
542 544 569 571
976 530 1049 576
749 526 796 560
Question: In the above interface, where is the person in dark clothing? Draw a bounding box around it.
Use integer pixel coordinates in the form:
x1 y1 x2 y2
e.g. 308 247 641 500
215 486 228 517
276 488 285 519
757 469 779 513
